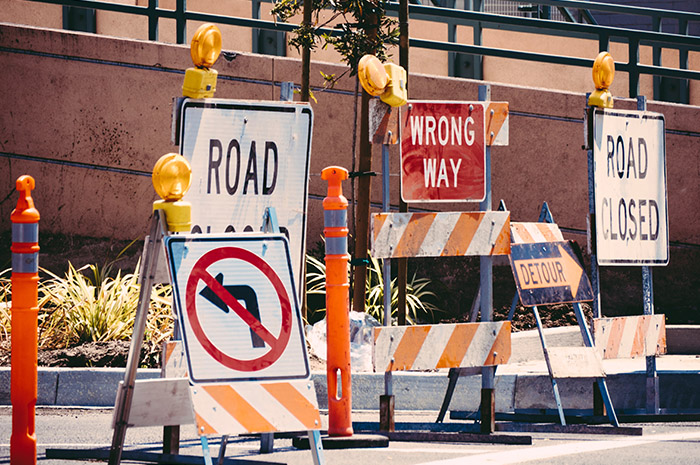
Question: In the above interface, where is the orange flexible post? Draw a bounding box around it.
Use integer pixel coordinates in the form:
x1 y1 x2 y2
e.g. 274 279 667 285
10 175 40 465
321 166 353 437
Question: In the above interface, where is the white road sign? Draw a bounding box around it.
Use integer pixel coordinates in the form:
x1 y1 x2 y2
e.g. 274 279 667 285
592 107 668 265
178 99 313 293
165 234 309 383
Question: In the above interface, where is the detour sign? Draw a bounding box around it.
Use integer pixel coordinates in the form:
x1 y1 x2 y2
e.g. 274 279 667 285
509 241 593 307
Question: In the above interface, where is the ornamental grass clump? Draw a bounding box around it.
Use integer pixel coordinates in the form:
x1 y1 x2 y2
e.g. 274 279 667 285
37 262 174 358
306 252 441 325
0 270 10 340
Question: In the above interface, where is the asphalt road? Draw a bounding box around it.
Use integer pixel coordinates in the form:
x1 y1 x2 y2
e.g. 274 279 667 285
2 407 700 464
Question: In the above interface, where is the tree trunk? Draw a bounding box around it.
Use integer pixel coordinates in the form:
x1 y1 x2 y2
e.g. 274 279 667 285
352 89 372 315
301 0 311 103
397 0 409 325
351 11 378 316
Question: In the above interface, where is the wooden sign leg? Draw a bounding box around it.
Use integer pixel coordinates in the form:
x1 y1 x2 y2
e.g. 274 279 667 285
109 211 165 465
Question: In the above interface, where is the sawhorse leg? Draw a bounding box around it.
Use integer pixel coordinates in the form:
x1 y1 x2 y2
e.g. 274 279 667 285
260 433 274 454
436 368 460 423
436 367 483 423
532 305 566 426
308 430 325 465
201 436 213 465
163 426 180 455
573 302 619 426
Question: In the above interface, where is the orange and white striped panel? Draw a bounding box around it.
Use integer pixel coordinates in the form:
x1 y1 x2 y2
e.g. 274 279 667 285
371 211 510 259
162 340 187 378
190 380 321 436
510 222 564 244
486 102 509 147
373 322 511 372
592 314 666 359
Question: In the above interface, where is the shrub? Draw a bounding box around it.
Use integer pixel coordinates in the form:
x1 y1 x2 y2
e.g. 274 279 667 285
306 252 441 325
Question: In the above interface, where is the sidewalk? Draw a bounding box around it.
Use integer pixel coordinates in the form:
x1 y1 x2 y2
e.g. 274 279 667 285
2 326 699 412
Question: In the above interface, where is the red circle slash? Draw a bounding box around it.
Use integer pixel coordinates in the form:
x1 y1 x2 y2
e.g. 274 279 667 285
185 247 292 372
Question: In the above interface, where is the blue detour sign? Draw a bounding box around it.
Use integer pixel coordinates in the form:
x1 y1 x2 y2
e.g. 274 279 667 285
509 241 593 306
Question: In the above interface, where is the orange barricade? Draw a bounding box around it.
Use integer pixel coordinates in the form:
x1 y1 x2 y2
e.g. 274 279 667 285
10 175 40 465
321 166 353 437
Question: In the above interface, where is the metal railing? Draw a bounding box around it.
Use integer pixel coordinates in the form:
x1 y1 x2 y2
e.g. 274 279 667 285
28 0 700 102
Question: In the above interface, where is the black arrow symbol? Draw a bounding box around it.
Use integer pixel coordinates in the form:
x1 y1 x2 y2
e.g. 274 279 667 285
199 273 265 348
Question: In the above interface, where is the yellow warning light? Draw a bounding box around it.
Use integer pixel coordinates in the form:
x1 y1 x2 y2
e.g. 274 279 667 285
190 23 222 69
358 55 388 96
152 153 192 232
588 52 615 108
183 23 222 99
357 54 408 108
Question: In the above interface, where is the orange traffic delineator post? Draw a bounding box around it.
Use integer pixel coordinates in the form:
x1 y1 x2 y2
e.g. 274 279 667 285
10 175 40 465
321 166 353 437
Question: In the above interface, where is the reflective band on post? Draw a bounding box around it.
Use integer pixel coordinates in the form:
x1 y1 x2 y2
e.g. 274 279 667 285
325 237 348 256
12 252 38 273
12 223 38 243
324 210 347 228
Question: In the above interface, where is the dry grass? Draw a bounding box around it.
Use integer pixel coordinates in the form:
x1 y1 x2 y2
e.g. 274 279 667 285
0 262 174 367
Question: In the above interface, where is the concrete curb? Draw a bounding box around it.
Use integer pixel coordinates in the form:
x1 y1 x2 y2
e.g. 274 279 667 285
2 365 700 412
2 326 698 411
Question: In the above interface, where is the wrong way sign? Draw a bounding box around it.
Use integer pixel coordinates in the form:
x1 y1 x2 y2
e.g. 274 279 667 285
401 101 486 202
592 108 668 265
177 99 313 294
164 234 309 383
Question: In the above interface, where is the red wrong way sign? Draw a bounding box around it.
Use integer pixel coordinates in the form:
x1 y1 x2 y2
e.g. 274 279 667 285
165 234 309 384
401 101 485 202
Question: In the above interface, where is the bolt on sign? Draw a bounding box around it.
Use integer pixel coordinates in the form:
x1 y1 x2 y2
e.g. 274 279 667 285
591 108 668 265
401 101 486 202
509 241 594 307
177 99 313 293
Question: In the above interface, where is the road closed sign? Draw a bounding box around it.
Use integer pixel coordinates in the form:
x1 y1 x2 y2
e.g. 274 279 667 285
401 101 485 202
592 108 668 265
164 234 309 383
178 99 313 291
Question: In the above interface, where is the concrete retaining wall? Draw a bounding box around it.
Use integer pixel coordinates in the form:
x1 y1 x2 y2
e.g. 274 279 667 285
1 22 699 247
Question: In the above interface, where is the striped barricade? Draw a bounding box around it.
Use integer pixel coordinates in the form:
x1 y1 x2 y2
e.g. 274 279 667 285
371 211 510 259
592 314 666 359
373 321 511 372
163 339 187 378
125 340 322 437
510 222 564 244
191 381 321 436
486 102 509 147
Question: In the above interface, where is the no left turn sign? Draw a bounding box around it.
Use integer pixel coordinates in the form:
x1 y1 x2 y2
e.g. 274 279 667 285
165 234 309 384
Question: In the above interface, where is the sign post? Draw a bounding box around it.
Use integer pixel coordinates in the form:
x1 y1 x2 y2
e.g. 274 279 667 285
586 52 667 415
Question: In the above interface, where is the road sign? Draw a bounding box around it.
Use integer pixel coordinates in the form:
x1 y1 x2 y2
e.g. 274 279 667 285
401 101 485 202
509 241 593 306
165 234 309 383
177 98 313 293
591 107 668 265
